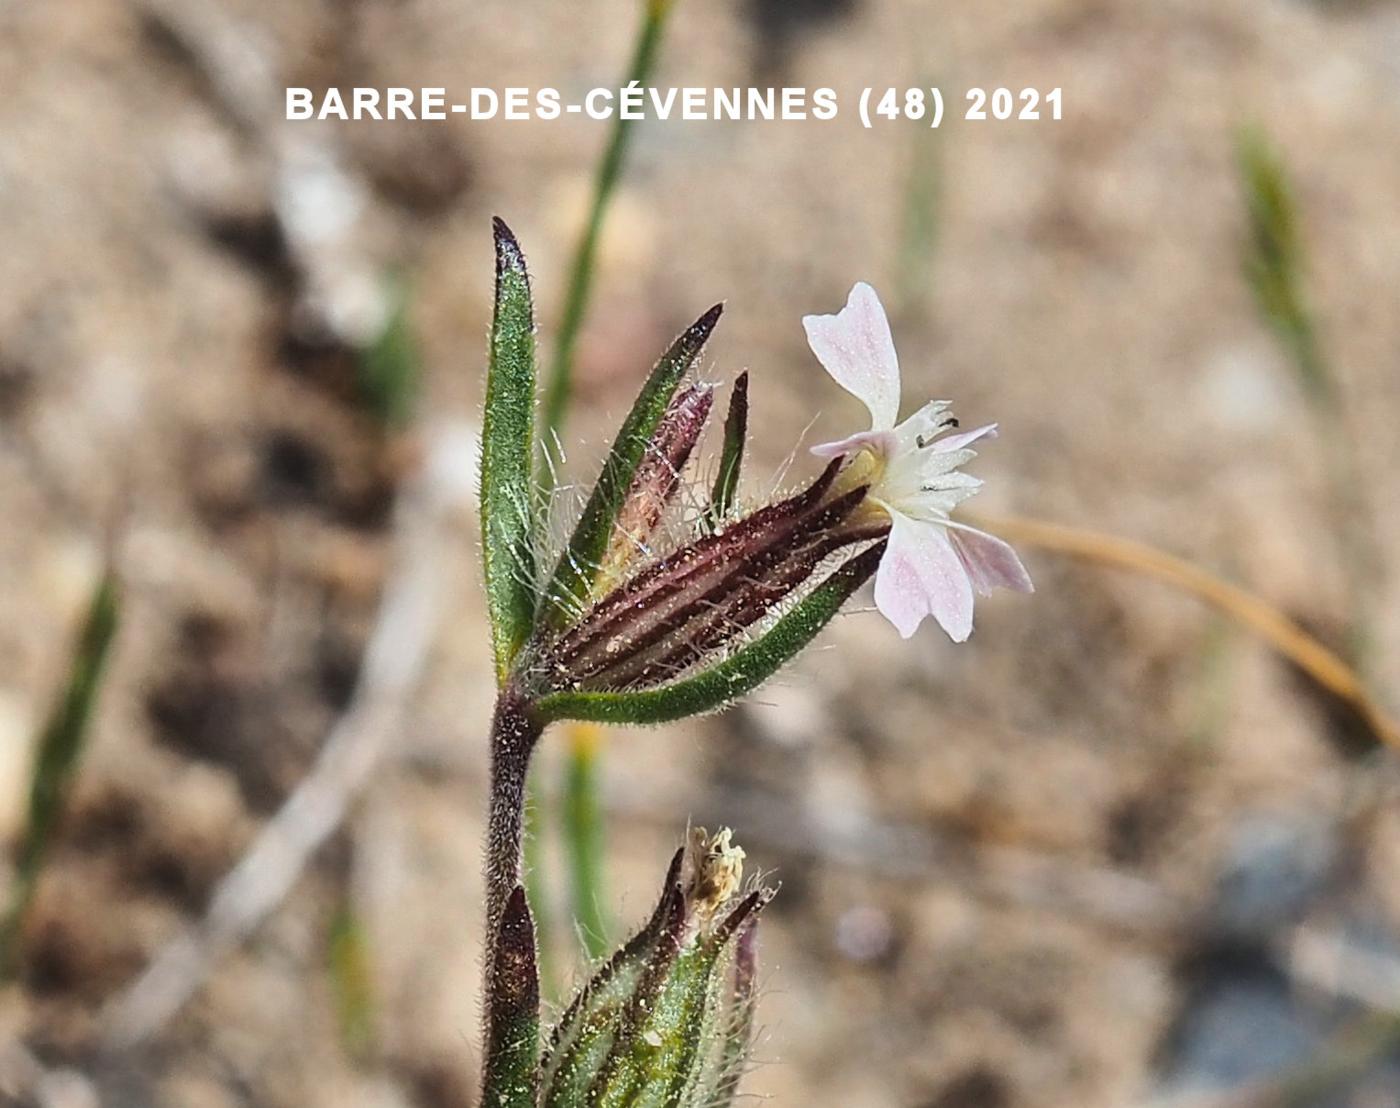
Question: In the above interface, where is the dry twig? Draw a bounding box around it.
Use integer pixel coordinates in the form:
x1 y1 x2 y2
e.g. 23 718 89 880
100 424 477 1049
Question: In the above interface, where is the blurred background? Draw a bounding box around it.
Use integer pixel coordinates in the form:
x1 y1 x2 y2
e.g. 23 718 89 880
3 0 1400 1105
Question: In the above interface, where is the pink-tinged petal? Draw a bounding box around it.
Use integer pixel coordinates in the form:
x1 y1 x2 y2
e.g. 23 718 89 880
874 514 975 641
810 428 895 460
928 422 998 453
948 525 1034 597
802 282 901 431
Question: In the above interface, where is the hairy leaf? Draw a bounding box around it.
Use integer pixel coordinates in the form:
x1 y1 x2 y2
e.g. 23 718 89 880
481 218 540 683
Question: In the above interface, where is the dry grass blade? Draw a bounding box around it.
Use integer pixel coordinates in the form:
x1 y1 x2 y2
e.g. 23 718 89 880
975 514 1400 752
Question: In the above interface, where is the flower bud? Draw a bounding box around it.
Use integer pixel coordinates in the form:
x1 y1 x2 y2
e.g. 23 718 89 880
539 830 772 1108
593 382 715 595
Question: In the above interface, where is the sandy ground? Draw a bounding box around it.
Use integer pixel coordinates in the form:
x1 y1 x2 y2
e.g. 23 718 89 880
2 0 1400 1105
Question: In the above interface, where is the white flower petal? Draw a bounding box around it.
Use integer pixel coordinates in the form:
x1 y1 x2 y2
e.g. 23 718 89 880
810 429 895 460
802 282 901 431
874 513 975 641
929 422 999 453
948 525 1034 597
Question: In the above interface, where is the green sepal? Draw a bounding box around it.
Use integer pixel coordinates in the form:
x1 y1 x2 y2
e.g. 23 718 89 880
592 890 770 1108
594 942 725 1108
704 371 748 532
481 218 540 684
541 305 723 628
541 858 686 1107
701 922 759 1108
535 540 884 726
482 886 542 1108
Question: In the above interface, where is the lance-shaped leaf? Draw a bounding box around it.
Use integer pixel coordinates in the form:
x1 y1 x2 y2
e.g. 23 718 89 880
482 886 541 1108
542 305 723 627
535 540 884 725
704 371 748 531
481 218 540 684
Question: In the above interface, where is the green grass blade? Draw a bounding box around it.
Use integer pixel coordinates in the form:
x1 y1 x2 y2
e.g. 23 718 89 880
357 277 420 430
563 725 609 958
541 0 678 441
328 904 377 1061
0 571 120 977
536 541 883 726
481 218 540 683
1236 126 1327 401
1236 125 1377 669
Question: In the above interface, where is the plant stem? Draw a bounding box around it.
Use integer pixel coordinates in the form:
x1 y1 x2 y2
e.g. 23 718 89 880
480 689 544 1106
485 689 544 945
539 0 674 441
523 764 556 997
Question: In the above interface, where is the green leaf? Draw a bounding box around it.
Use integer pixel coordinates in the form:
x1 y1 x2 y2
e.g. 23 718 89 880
535 541 883 726
1 570 120 977
481 218 540 684
542 305 722 627
704 371 748 531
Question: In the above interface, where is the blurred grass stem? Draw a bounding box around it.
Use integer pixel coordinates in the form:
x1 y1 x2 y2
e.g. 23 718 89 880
540 0 674 440
0 572 119 980
1237 127 1377 669
562 724 609 958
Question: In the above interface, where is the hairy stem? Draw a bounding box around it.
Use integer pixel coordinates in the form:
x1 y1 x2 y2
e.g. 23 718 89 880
486 690 544 944
483 689 545 1102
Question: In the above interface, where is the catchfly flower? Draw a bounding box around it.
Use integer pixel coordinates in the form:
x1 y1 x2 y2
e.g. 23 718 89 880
472 221 1033 1108
804 282 1033 641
